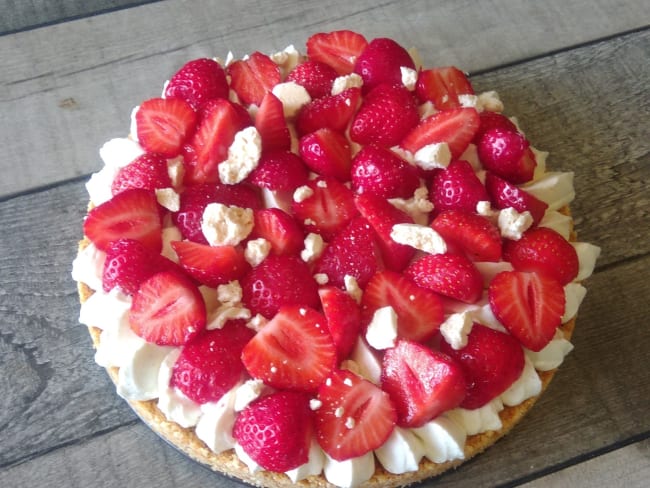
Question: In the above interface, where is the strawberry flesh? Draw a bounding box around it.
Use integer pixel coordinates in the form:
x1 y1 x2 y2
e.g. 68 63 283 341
164 58 229 110
306 30 369 75
136 97 197 157
171 241 250 287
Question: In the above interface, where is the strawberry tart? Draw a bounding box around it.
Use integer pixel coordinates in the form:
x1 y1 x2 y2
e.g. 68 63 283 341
73 30 601 488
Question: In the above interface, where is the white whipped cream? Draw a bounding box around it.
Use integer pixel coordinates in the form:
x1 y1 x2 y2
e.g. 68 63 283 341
374 427 424 474
525 329 574 371
563 282 587 322
195 387 239 453
573 242 602 281
323 451 375 488
156 349 202 428
539 209 573 239
286 439 326 482
523 172 575 210
412 416 466 463
71 242 106 291
446 398 504 436
500 356 542 406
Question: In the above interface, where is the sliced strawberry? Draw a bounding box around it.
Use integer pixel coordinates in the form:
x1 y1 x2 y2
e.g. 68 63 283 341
171 241 250 287
382 339 466 426
314 217 381 289
354 192 415 272
164 58 229 110
255 92 291 152
361 271 444 343
240 254 320 318
295 87 361 136
488 270 565 351
319 286 362 360
415 67 474 110
241 305 337 391
353 37 415 93
136 97 197 157
306 30 369 75
252 208 304 256
350 83 419 147
315 369 396 461
473 111 518 143
227 51 281 106
233 391 313 472
429 159 489 214
170 320 254 403
299 128 352 181
350 144 420 199
286 60 338 99
84 188 162 252
503 227 579 285
111 153 172 196
401 107 480 159
477 127 537 184
247 150 309 192
485 172 548 225
129 271 206 346
431 209 502 262
440 323 525 409
291 176 358 240
405 253 483 304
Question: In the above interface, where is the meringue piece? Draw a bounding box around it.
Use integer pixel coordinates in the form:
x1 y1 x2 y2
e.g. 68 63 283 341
201 202 253 246
440 312 474 350
272 81 312 118
365 306 398 350
390 223 447 254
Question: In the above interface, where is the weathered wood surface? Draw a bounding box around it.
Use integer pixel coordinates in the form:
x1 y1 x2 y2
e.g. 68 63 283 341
1 1 649 486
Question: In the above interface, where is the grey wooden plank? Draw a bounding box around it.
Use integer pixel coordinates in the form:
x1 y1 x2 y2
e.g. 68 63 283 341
1 0 649 197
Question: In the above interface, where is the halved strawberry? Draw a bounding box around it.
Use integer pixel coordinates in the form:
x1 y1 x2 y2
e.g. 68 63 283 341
241 305 337 391
431 209 502 262
227 51 281 106
164 58 229 110
361 270 444 343
319 286 362 360
429 159 489 214
488 270 565 351
84 188 162 252
415 67 474 110
477 127 537 184
503 227 579 285
299 128 352 181
401 107 480 159
247 150 309 192
315 369 396 461
171 241 250 287
350 144 420 199
473 111 518 143
111 152 173 196
286 60 338 99
252 208 304 256
136 97 197 157
485 172 548 224
440 323 525 409
353 37 415 93
306 30 369 75
129 271 206 346
295 87 361 136
382 339 466 426
255 92 291 152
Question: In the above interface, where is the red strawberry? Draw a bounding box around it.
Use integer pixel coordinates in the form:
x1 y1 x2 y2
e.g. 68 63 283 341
170 320 255 404
227 51 281 106
319 286 362 360
314 369 396 461
354 192 415 272
440 323 525 409
382 340 466 426
136 98 197 157
431 210 502 262
401 107 480 159
405 253 483 304
415 67 474 110
129 271 206 346
353 37 415 93
488 270 565 351
286 60 338 99
306 30 369 75
247 150 308 192
253 208 304 256
350 83 419 147
477 127 537 184
84 188 162 252
503 227 579 285
182 98 251 185
295 87 361 136
361 271 444 343
299 128 352 181
111 153 172 196
241 305 337 391
485 172 549 224
429 159 489 214
291 176 358 240
473 111 518 143
171 241 250 287
314 217 381 289
255 92 291 152
233 391 313 472
164 58 229 110
350 144 420 199
240 254 320 318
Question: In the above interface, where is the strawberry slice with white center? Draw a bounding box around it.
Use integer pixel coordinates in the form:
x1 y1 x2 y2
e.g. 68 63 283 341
252 208 304 256
319 286 362 360
227 51 281 106
299 128 352 181
488 270 565 351
295 87 361 137
361 270 444 343
84 188 162 252
255 92 291 152
129 271 207 346
431 209 502 262
241 305 337 392
171 241 250 288
306 30 368 75
314 369 396 461
136 97 197 157
415 67 475 110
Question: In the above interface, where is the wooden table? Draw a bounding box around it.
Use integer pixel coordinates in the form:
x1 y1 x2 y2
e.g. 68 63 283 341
1 1 648 486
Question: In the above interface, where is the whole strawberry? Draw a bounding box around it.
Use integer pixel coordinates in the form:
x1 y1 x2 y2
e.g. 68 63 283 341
286 60 338 99
430 159 489 214
353 37 415 93
477 127 537 184
164 58 229 110
351 144 420 199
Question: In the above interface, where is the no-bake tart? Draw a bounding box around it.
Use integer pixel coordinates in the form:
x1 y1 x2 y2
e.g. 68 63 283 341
73 30 601 488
